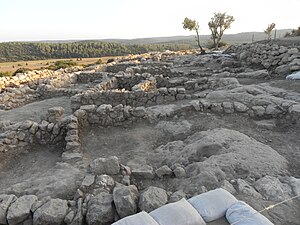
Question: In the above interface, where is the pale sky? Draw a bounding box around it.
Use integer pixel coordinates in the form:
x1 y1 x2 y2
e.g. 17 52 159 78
1 0 299 42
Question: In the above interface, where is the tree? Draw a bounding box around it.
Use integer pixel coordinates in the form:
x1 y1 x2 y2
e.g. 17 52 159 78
183 17 205 54
264 23 276 40
208 12 235 50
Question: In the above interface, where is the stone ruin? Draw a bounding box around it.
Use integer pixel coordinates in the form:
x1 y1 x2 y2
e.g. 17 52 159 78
0 43 299 225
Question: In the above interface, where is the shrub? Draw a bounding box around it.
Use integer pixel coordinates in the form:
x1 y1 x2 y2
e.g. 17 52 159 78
54 60 77 69
95 59 103 65
46 60 78 70
13 68 32 76
0 71 12 77
206 41 227 49
107 58 115 63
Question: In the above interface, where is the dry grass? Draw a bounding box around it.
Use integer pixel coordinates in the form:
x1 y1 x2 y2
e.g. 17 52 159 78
0 56 117 73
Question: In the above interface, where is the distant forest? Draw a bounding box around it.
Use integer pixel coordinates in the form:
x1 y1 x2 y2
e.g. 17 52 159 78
0 41 191 62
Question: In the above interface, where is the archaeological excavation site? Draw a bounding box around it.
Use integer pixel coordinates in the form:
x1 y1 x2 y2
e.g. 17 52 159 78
0 40 300 225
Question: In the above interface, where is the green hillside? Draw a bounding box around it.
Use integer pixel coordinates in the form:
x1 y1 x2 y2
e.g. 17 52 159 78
0 41 191 62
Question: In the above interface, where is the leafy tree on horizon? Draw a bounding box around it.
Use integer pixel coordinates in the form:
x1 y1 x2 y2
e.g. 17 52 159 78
264 23 276 40
208 12 235 50
183 17 205 54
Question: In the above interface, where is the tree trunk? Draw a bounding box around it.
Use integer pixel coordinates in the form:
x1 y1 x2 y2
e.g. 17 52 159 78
195 30 205 54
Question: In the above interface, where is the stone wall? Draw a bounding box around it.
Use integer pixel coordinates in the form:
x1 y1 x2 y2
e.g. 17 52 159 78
0 67 82 91
0 71 78 110
0 107 78 153
225 42 300 76
70 88 188 111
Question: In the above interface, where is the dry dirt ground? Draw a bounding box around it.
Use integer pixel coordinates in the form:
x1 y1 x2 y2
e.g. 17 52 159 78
0 96 72 123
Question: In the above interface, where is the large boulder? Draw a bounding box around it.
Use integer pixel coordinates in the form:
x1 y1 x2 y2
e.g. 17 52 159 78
3 163 84 199
86 192 114 225
254 176 292 201
89 156 120 175
155 128 288 179
113 184 139 218
139 186 168 212
7 195 38 225
0 194 17 224
33 198 68 225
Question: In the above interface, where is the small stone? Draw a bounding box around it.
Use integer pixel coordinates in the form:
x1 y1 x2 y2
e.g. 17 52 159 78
132 107 147 117
169 190 186 203
173 167 186 178
155 165 173 178
64 210 75 225
89 156 120 175
0 194 17 224
113 184 139 218
120 164 131 176
80 105 96 113
94 175 115 191
233 102 248 113
7 195 38 225
132 165 154 180
222 102 234 114
220 180 236 194
33 198 68 225
236 179 262 199
86 193 114 225
177 87 186 94
80 174 95 191
139 186 168 212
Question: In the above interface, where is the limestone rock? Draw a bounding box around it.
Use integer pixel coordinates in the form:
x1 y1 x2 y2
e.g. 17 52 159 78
113 184 139 218
0 194 17 225
220 180 236 195
236 179 262 199
155 165 173 178
94 175 115 192
254 176 292 201
80 174 95 191
7 195 38 225
233 102 248 112
173 166 186 178
132 165 154 180
169 190 186 203
33 198 68 225
139 186 168 212
86 193 114 225
89 156 120 175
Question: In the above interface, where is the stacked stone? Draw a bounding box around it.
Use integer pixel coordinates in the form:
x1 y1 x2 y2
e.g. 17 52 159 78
0 86 36 110
196 97 300 121
0 70 79 110
61 115 81 152
76 72 110 83
71 87 188 111
225 43 300 75
0 111 69 153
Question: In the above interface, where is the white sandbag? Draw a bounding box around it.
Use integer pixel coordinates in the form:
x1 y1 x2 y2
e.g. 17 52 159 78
112 211 159 225
188 188 238 222
286 71 300 80
150 198 206 225
226 201 274 225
